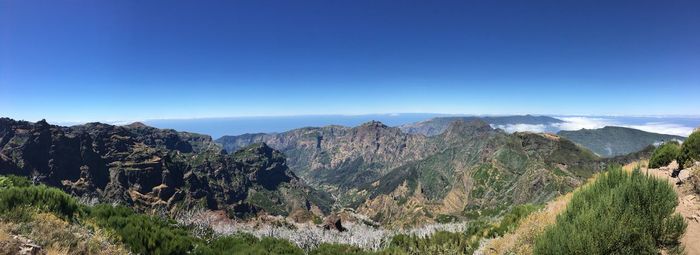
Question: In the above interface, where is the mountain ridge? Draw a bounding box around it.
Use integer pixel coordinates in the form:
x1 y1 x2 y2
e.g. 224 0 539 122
558 126 685 157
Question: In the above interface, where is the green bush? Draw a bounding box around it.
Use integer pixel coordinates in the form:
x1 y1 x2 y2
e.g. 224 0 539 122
388 231 477 255
678 131 700 168
309 243 373 255
0 175 32 188
649 141 681 168
89 204 195 255
193 233 303 255
0 185 81 221
487 203 539 238
534 166 686 254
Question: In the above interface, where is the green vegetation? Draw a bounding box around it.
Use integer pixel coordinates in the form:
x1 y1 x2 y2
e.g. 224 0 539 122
389 231 476 255
88 205 195 254
558 126 685 157
649 141 681 168
0 175 307 255
534 166 686 254
383 204 538 255
678 130 700 168
309 243 376 255
194 233 303 255
0 183 81 221
0 174 546 255
0 175 32 188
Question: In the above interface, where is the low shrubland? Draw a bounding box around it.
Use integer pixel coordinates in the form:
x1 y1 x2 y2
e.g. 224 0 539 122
534 166 686 254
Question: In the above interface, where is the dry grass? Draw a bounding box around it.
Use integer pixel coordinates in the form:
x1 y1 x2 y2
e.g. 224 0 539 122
28 213 129 255
0 212 130 255
623 159 648 172
689 164 700 194
483 173 602 255
0 221 22 255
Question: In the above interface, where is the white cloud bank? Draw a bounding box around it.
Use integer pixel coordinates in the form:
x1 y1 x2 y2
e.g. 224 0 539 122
625 122 694 137
553 117 615 131
492 116 695 137
492 124 548 133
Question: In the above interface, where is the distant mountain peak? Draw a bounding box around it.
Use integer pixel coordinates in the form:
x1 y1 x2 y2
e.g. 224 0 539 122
445 119 491 131
360 120 388 129
441 119 493 139
124 122 149 128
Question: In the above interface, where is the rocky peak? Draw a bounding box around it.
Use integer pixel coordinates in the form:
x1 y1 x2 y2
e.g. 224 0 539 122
360 120 388 129
124 122 149 129
35 119 50 127
233 143 278 161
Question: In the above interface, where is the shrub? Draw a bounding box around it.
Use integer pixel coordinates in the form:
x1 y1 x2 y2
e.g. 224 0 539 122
0 185 81 221
534 166 686 254
388 231 476 255
309 243 373 255
193 233 304 255
678 131 700 168
486 203 539 238
89 204 195 254
649 141 681 168
0 175 32 189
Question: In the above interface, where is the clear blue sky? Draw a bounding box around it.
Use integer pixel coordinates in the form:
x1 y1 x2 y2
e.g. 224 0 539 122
1 0 699 122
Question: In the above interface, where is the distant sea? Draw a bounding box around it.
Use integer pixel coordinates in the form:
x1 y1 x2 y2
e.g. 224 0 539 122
141 114 700 139
144 113 446 139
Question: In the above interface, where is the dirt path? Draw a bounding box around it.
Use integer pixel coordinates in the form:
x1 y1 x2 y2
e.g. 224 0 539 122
625 161 700 255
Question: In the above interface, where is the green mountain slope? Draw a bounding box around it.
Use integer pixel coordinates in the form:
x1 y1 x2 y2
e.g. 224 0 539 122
218 119 646 226
557 126 685 157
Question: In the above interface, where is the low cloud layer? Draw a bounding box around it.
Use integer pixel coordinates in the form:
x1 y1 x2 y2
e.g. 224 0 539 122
492 124 548 133
493 116 695 137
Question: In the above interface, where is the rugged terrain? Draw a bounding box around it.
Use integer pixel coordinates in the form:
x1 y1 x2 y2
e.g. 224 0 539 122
558 126 685 157
0 118 331 220
218 119 647 226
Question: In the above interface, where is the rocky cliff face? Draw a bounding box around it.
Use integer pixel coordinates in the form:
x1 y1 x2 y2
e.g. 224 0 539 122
218 121 440 189
0 118 331 220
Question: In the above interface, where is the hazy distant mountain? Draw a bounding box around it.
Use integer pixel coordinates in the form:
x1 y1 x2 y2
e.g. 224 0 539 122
398 115 564 136
0 118 331 219
557 126 685 157
217 119 644 226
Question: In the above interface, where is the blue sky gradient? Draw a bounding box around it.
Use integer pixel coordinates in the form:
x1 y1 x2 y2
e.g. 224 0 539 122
1 0 699 122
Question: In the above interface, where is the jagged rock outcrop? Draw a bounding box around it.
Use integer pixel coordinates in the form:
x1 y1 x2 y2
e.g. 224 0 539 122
0 118 332 219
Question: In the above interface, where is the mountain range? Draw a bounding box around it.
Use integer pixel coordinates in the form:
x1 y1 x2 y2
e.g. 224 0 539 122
217 118 649 226
0 116 666 227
